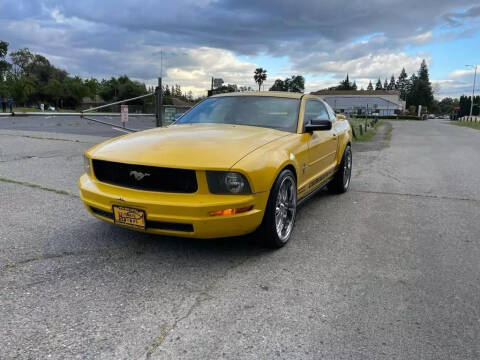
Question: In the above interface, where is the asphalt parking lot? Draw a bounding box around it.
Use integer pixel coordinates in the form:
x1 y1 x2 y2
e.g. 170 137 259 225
1 117 479 359
0 114 156 137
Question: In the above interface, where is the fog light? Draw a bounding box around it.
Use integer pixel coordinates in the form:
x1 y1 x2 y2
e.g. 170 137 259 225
209 206 253 216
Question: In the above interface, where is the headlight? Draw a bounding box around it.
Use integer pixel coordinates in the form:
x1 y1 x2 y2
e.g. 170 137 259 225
206 171 251 194
83 155 92 176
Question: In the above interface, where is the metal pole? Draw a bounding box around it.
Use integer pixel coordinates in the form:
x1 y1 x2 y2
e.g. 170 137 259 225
469 65 477 118
82 115 137 132
83 93 153 113
156 77 163 127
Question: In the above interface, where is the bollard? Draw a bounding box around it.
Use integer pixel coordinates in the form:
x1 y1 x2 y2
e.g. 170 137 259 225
359 124 363 135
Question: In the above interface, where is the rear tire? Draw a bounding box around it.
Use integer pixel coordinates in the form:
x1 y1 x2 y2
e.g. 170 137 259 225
329 145 352 194
259 169 297 248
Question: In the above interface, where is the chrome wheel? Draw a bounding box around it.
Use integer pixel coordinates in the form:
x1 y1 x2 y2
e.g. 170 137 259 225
274 175 297 242
343 147 352 189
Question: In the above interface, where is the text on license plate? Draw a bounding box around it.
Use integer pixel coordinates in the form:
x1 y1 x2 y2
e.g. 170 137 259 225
112 206 146 229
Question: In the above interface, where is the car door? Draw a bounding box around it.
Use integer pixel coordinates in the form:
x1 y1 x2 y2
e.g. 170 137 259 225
303 99 338 189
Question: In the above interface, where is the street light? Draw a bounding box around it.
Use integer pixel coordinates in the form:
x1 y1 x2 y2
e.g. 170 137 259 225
465 64 477 118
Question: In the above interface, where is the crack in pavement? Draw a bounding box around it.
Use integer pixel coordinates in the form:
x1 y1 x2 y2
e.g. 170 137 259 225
352 189 480 203
0 245 132 274
141 256 252 359
0 133 96 144
0 154 77 163
0 177 78 198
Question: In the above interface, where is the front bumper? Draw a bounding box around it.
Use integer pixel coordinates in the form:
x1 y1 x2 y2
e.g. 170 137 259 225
78 174 268 238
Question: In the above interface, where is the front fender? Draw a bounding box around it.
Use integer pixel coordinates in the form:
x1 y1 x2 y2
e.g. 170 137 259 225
230 134 305 193
334 120 353 162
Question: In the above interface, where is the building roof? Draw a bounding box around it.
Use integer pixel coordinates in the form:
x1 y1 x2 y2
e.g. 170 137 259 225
321 96 402 109
212 91 304 99
311 90 399 96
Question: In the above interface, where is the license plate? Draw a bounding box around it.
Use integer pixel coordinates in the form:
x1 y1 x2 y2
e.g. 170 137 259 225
113 206 146 230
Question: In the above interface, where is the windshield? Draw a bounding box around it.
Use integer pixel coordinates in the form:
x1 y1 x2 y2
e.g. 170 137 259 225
176 96 300 132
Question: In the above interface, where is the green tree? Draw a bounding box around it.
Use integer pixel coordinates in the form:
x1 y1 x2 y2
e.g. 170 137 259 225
98 78 118 102
367 81 374 91
405 60 434 109
375 78 383 90
63 76 88 108
352 80 357 90
438 97 458 114
269 75 304 93
0 41 11 81
414 59 434 108
406 73 418 108
5 73 35 106
388 75 396 90
10 48 35 75
383 78 388 89
269 79 286 91
286 75 305 93
164 84 171 96
254 68 267 91
43 78 63 107
396 68 409 100
337 74 354 90
84 78 100 100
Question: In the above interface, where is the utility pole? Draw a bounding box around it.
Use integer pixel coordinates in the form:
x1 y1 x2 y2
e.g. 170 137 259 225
156 77 163 127
469 65 477 118
160 50 163 78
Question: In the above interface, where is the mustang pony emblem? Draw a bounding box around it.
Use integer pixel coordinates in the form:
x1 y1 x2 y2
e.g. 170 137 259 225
129 170 150 181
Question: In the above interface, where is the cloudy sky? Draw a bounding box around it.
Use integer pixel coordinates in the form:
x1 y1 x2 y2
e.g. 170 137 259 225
1 0 479 98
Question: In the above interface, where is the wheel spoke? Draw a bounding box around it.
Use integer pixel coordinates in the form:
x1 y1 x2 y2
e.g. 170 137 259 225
274 175 297 242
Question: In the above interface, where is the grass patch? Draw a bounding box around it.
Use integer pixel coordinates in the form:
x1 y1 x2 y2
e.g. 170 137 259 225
349 118 382 142
451 121 480 131
0 177 77 197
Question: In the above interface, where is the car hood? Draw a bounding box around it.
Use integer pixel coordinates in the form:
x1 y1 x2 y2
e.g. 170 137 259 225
88 123 291 169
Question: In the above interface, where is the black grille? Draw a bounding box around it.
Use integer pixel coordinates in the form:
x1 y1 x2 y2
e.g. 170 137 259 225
90 206 113 219
92 160 197 193
147 220 194 232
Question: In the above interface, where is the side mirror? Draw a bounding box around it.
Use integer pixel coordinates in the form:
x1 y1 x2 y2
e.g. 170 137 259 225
337 114 346 120
174 113 184 121
305 119 332 132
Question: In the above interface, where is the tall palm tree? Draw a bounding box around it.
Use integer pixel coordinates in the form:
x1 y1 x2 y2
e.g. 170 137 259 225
254 68 267 91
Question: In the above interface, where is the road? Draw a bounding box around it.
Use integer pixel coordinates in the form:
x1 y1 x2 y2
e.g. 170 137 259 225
0 114 156 137
1 118 479 359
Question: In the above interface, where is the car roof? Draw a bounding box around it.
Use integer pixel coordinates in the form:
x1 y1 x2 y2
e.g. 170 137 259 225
211 91 305 99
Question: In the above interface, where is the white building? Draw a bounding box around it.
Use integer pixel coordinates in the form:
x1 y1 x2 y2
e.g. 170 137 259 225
312 90 406 116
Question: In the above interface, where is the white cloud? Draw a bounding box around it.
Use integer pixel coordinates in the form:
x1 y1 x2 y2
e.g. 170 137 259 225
434 67 478 98
2 1 479 99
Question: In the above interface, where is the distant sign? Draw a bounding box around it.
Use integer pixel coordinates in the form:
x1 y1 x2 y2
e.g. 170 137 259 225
213 78 224 89
164 107 176 124
121 105 128 123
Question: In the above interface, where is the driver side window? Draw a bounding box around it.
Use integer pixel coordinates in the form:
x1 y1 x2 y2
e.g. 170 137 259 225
304 100 329 124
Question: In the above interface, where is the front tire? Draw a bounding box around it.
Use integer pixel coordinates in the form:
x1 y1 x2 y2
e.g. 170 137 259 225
329 145 352 194
260 169 297 248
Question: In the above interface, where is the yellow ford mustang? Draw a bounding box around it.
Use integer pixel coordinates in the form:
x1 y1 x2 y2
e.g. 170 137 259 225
79 92 352 248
